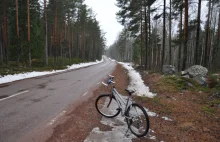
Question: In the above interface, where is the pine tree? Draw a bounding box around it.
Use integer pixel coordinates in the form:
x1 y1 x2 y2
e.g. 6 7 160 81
182 0 188 70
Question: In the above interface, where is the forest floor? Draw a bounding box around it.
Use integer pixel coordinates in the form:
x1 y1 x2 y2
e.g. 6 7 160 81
46 63 220 142
134 72 220 142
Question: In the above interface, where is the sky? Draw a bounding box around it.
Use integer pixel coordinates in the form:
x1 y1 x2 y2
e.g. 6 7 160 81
85 0 209 46
84 0 123 47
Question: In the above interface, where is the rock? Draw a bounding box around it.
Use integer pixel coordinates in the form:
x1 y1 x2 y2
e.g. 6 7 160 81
193 75 207 86
187 82 194 87
185 65 208 77
209 92 220 100
162 65 176 75
144 71 148 75
182 74 190 78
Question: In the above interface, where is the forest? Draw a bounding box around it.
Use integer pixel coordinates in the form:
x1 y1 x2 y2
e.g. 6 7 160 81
107 0 220 72
0 0 105 74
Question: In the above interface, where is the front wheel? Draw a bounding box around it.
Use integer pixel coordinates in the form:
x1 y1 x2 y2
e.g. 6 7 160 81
126 103 149 137
95 94 120 118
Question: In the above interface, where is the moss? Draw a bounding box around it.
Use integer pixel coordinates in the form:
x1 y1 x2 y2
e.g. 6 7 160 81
201 106 216 114
156 76 188 93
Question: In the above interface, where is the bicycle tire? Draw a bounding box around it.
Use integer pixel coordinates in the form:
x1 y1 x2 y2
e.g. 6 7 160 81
125 103 149 137
95 94 121 118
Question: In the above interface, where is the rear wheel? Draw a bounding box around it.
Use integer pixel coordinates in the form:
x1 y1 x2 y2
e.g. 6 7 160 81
126 103 149 137
95 94 120 118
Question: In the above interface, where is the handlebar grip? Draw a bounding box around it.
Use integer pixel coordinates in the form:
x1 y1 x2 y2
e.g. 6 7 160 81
111 81 116 84
109 75 115 78
102 82 108 86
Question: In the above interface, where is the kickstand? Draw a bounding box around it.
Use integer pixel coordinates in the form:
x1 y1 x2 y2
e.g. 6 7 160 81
125 127 131 137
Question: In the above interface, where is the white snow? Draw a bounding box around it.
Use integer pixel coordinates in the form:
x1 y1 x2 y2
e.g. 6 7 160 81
108 57 116 62
145 108 158 117
84 99 136 142
0 58 103 84
161 116 173 121
84 96 157 142
118 62 156 98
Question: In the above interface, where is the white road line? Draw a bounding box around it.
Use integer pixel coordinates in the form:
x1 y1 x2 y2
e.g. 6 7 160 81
48 110 67 125
0 90 29 102
82 92 88 96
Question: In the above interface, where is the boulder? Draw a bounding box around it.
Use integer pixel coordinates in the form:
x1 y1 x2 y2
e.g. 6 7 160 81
182 65 208 86
193 75 207 86
185 65 208 77
162 65 176 75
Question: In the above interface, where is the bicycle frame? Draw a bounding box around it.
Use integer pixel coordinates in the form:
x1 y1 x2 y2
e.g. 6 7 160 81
111 87 133 117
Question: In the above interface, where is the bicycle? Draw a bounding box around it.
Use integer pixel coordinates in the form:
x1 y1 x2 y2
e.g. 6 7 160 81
95 75 150 137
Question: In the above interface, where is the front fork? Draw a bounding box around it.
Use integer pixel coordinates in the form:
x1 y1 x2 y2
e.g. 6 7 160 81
107 93 114 107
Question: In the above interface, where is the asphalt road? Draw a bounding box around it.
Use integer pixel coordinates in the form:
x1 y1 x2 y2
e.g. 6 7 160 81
0 57 116 142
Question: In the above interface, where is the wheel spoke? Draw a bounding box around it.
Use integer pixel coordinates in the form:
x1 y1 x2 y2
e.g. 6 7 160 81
126 103 149 137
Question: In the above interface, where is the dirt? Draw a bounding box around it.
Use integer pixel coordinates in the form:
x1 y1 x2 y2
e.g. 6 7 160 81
132 73 220 142
46 64 130 142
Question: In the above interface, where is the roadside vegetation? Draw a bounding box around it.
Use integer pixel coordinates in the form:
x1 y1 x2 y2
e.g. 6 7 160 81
0 0 104 76
0 57 87 76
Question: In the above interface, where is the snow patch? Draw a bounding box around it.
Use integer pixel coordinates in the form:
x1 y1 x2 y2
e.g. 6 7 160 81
0 58 103 84
85 95 158 142
145 108 158 117
118 62 156 98
161 116 173 121
84 100 135 142
108 57 116 62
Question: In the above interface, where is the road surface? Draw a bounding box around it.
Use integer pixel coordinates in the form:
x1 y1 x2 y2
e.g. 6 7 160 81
0 57 116 142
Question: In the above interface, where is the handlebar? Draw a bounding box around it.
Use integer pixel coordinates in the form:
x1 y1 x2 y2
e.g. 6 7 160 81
102 75 115 86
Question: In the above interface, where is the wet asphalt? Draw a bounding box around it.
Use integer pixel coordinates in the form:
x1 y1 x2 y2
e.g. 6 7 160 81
0 57 116 142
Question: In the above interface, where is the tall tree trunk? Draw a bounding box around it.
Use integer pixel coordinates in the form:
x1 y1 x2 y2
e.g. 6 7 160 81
208 2 214 67
162 0 166 72
204 0 211 68
144 6 148 70
53 0 57 64
140 7 143 68
0 26 3 65
44 0 48 66
68 12 71 62
209 9 217 69
3 0 8 65
182 0 188 70
27 0 31 66
195 0 201 65
169 0 172 65
16 0 20 65
148 5 151 70
217 9 220 52
72 24 74 58
178 5 183 71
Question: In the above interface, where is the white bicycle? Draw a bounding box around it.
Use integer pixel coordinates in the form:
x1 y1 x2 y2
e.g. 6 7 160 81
95 75 149 137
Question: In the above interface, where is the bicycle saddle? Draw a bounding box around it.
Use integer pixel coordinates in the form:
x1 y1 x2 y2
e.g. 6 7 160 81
125 89 135 95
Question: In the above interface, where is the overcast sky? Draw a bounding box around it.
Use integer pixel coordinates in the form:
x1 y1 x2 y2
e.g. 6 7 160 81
84 0 123 47
84 0 209 47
